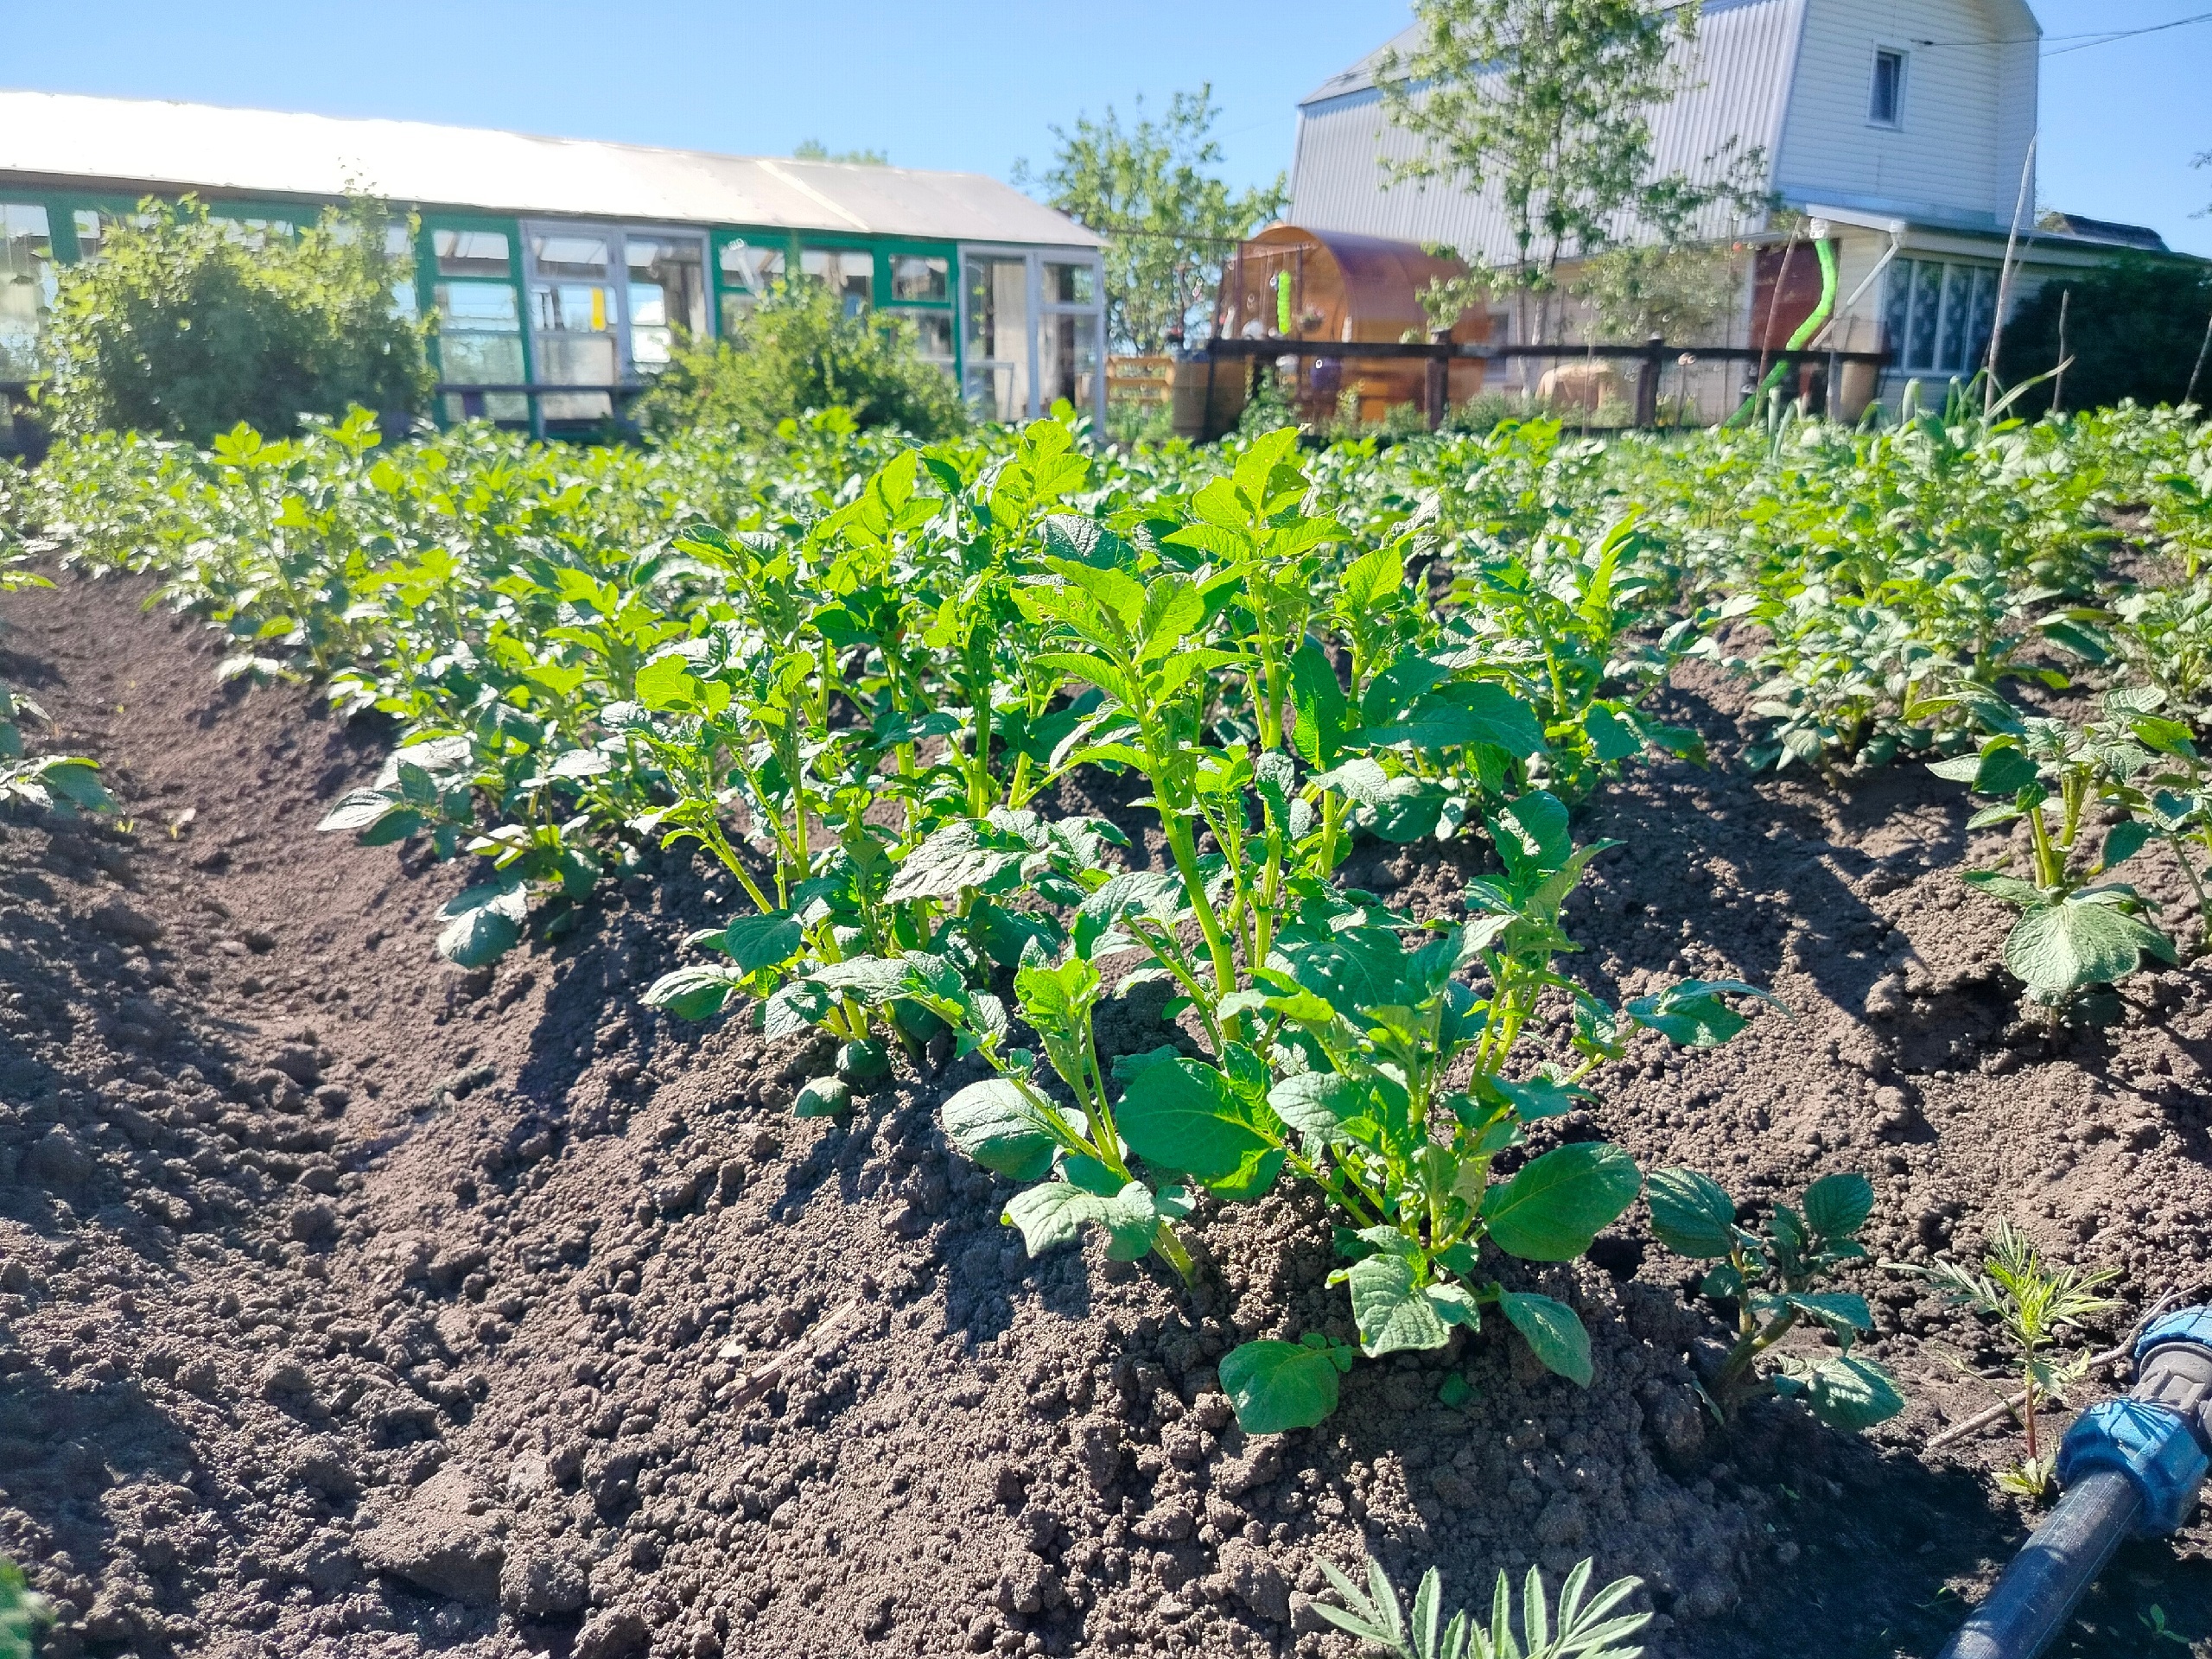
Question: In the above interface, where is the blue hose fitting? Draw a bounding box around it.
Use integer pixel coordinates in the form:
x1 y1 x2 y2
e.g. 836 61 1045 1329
1941 1305 2212 1659
2055 1309 2212 1537
2057 1400 2207 1535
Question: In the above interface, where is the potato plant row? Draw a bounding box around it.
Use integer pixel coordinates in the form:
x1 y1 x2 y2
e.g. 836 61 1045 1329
8 392 2209 1431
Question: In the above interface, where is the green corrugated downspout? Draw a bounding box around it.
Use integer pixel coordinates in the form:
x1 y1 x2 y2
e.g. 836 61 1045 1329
1727 231 1837 427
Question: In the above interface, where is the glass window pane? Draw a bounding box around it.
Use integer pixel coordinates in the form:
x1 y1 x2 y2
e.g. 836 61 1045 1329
1907 259 1943 372
73 210 104 264
892 254 949 303
801 246 872 315
1044 263 1097 307
1967 267 1999 375
531 233 610 279
0 204 55 380
439 333 524 385
626 237 706 369
435 229 511 277
896 310 954 363
1937 264 1971 372
436 281 519 331
443 390 531 423
963 255 1030 419
1882 259 1912 363
719 241 785 293
532 283 613 336
1039 311 1101 410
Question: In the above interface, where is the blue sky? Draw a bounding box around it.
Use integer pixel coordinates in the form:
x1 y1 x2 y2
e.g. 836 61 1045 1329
3 0 2206 255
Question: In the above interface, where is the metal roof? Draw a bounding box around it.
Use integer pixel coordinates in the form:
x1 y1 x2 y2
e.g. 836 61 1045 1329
0 91 1101 250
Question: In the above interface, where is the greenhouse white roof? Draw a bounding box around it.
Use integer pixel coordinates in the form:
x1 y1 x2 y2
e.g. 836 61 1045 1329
0 90 1102 250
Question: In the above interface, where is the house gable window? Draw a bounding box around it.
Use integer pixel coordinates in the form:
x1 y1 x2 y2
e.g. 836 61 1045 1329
1869 48 1907 128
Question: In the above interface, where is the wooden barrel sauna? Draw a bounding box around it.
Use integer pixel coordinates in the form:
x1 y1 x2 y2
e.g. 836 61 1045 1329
1211 225 1491 424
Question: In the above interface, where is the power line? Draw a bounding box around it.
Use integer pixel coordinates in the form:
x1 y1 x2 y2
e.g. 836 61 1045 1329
1904 9 2212 51
2043 9 2212 54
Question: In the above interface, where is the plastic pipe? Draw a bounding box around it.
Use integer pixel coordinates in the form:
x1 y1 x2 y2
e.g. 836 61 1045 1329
1937 1308 2212 1659
1726 229 1837 427
1939 1471 2139 1659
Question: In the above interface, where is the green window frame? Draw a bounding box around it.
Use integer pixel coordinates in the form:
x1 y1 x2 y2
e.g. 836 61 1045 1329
416 212 532 425
711 226 798 337
874 239 957 378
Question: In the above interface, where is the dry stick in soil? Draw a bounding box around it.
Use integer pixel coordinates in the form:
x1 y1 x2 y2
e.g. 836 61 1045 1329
1924 1287 2191 1452
716 1296 867 1409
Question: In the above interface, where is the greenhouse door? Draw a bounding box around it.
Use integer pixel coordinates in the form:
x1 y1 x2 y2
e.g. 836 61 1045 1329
958 247 1106 423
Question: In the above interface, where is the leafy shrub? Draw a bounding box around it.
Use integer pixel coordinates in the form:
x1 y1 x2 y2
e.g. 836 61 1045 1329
0 1554 53 1659
1999 255 2212 415
43 195 431 446
635 280 966 440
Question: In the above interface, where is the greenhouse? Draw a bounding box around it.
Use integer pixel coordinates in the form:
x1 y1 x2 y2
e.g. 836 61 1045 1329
0 90 1107 432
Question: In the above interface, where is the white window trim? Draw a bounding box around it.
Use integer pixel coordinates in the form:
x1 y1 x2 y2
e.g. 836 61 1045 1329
1867 45 1908 130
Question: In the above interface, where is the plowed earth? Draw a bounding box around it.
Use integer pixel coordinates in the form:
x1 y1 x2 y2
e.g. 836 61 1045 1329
4 573 2212 1659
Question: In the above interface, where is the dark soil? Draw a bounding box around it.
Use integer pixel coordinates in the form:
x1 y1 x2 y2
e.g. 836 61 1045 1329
4 575 2212 1659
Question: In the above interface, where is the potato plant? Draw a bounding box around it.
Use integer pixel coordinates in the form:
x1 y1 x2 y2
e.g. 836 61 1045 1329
1645 1167 1903 1430
1928 693 2178 1014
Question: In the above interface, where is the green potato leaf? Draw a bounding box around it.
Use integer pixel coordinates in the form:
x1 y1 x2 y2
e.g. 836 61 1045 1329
1481 1141 1642 1262
1774 1354 1906 1431
1338 1252 1451 1356
1644 1166 1738 1259
1002 1178 1159 1262
1498 1291 1594 1386
641 963 742 1021
1800 1171 1875 1239
2004 898 2175 998
1218 1338 1344 1434
1118 1057 1280 1179
941 1080 1058 1181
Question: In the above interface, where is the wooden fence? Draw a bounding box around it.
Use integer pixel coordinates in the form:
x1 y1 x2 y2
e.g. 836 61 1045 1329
1105 355 1175 407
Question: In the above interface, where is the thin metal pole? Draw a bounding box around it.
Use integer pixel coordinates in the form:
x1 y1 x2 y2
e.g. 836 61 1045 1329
2051 286 2069 415
1984 136 2038 416
2186 308 2212 408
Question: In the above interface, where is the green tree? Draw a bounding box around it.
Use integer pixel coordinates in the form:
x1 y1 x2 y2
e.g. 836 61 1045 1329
634 277 966 439
44 194 431 445
1571 241 1739 343
1999 255 2212 413
793 140 889 165
1377 0 1764 344
1020 87 1287 353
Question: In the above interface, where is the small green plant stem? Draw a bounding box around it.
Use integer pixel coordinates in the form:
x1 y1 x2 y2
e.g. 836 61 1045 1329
2026 794 2064 891
1707 1229 1831 1408
1122 916 1226 1055
1155 798 1241 1020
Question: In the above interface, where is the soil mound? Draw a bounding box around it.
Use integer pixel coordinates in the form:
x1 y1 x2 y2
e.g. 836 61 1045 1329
3 575 2211 1658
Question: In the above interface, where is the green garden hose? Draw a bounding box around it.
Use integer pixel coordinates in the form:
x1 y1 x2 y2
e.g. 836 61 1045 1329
1727 233 1837 426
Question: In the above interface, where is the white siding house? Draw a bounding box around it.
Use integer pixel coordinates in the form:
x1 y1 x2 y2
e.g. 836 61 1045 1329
1288 0 2172 399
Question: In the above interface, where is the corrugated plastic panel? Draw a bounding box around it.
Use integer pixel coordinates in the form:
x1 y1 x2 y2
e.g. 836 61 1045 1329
0 91 1100 249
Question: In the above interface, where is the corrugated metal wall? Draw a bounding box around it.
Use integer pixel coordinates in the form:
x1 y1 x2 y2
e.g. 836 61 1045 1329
1289 0 1806 264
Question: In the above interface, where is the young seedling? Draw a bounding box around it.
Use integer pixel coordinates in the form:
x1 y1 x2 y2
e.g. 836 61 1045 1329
1315 1550 1651 1659
1645 1167 1905 1431
1895 1218 2120 1501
